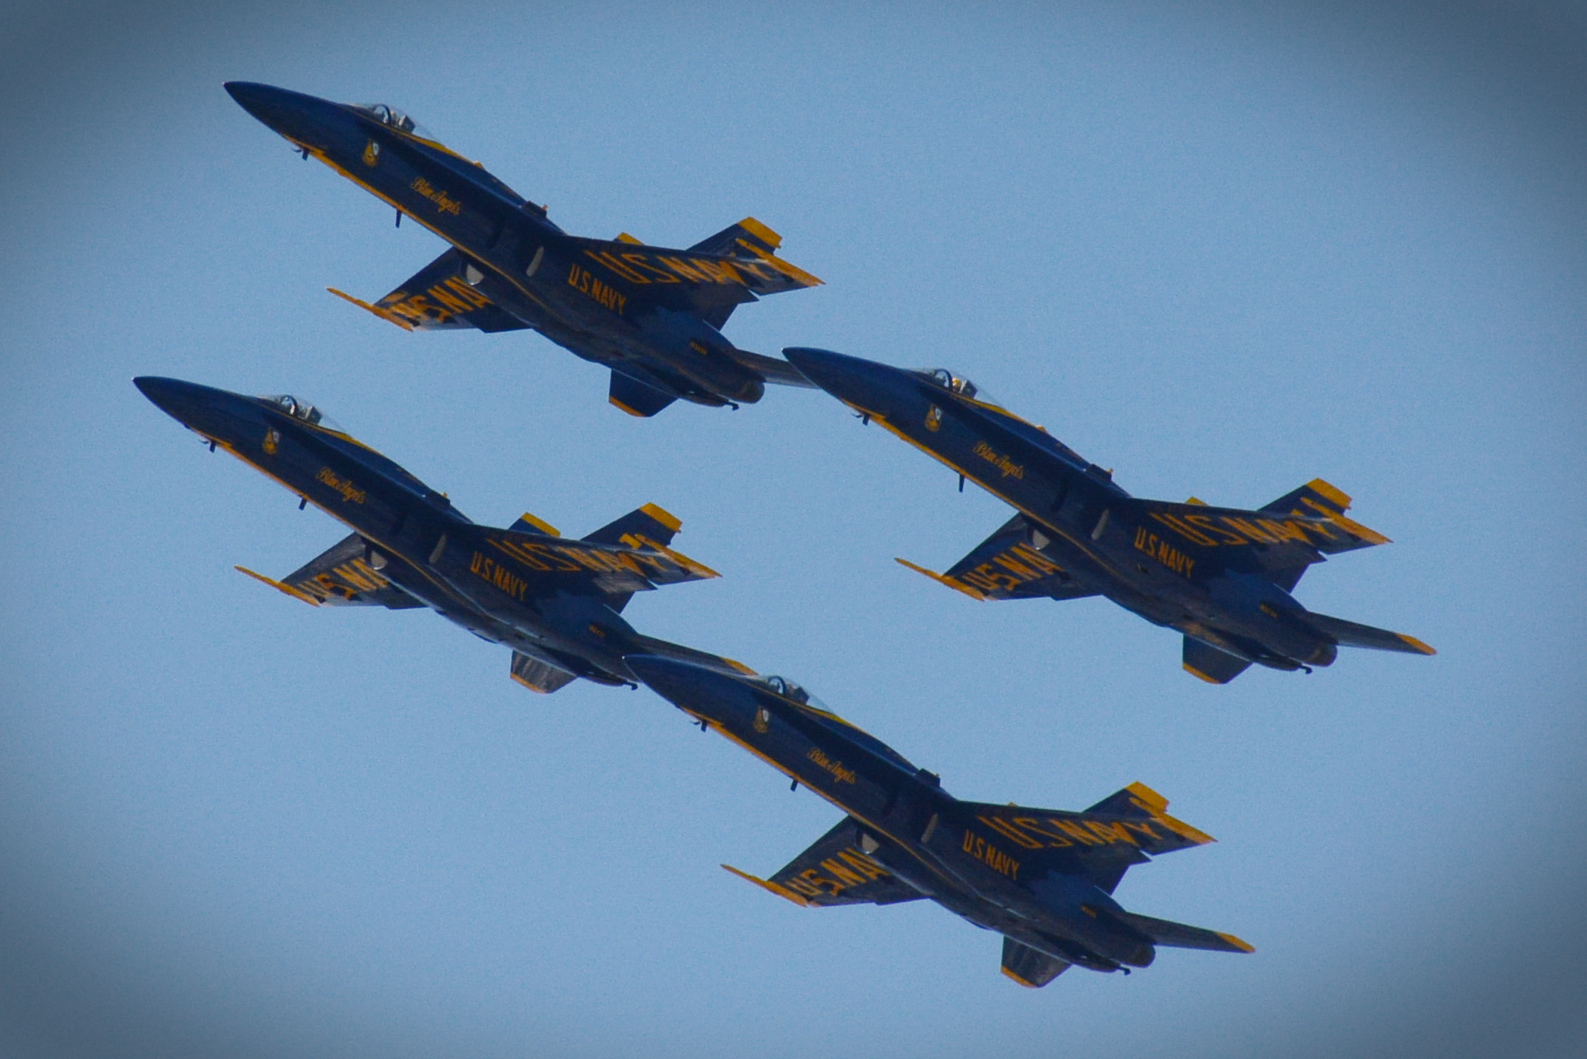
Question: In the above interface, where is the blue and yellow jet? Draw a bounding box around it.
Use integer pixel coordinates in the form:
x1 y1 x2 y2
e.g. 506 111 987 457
630 655 1252 986
783 348 1435 683
136 376 748 691
225 82 821 416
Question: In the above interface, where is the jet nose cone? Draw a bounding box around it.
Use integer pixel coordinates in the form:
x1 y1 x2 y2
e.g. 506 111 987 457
134 375 193 418
224 81 339 147
782 347 905 417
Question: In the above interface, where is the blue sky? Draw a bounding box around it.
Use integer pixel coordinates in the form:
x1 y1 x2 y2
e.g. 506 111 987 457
3 3 1585 1057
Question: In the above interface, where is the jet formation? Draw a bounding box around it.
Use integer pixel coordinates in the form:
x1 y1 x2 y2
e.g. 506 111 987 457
784 347 1434 683
135 377 747 692
225 82 821 416
629 655 1252 986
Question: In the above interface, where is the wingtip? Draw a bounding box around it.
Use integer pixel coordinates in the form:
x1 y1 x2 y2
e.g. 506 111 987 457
721 864 810 907
894 557 987 600
235 565 320 606
1217 932 1256 954
1399 634 1437 656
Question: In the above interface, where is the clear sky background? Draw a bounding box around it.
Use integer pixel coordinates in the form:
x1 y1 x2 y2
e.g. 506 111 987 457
3 2 1585 1057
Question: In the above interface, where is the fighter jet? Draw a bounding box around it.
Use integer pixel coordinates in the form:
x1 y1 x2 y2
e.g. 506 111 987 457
224 82 821 416
629 655 1250 986
136 376 747 691
782 347 1434 683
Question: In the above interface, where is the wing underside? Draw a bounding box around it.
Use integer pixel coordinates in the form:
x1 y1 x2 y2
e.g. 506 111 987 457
726 817 924 909
238 532 425 609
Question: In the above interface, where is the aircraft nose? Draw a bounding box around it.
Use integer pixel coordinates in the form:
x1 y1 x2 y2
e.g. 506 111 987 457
134 375 200 420
782 347 905 418
224 81 342 149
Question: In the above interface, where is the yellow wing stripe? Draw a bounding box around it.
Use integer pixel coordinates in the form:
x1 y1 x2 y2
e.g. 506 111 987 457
609 396 650 417
327 287 416 331
721 864 811 907
1397 633 1437 655
1183 662 1227 685
1217 932 1256 953
234 565 321 607
895 557 987 601
1000 967 1041 988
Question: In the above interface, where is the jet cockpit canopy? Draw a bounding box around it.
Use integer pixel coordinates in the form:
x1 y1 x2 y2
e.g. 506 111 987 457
761 674 833 714
261 394 344 433
924 367 999 407
350 102 432 140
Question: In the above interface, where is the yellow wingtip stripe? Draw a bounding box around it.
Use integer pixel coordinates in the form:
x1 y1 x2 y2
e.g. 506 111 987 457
894 557 987 600
327 287 415 331
1218 932 1256 953
615 232 643 244
234 565 320 607
721 864 810 907
640 502 682 533
1000 967 1041 988
1398 634 1437 656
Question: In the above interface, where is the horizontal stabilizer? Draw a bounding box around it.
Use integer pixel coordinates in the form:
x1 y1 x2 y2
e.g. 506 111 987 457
1001 937 1071 988
1261 477 1352 519
1302 612 1436 655
248 532 424 609
1110 910 1253 954
961 786 1213 894
508 511 561 536
743 817 925 908
352 248 529 333
1183 637 1255 684
583 503 682 548
510 651 578 694
609 370 678 418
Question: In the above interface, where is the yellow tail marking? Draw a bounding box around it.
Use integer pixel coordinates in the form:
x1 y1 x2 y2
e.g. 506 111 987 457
326 287 415 331
895 557 987 601
1217 932 1256 953
737 217 782 249
1000 966 1041 988
1185 496 1206 506
609 395 649 417
1124 782 1169 813
510 671 557 694
515 511 561 537
721 864 810 907
731 237 823 286
1307 478 1352 509
234 565 320 607
615 232 643 244
631 535 721 579
1398 633 1437 656
1183 662 1229 685
639 503 682 533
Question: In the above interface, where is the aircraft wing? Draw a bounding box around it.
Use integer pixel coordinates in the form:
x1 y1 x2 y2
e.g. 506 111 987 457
236 532 425 609
723 817 925 908
331 248 529 333
899 514 1098 601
